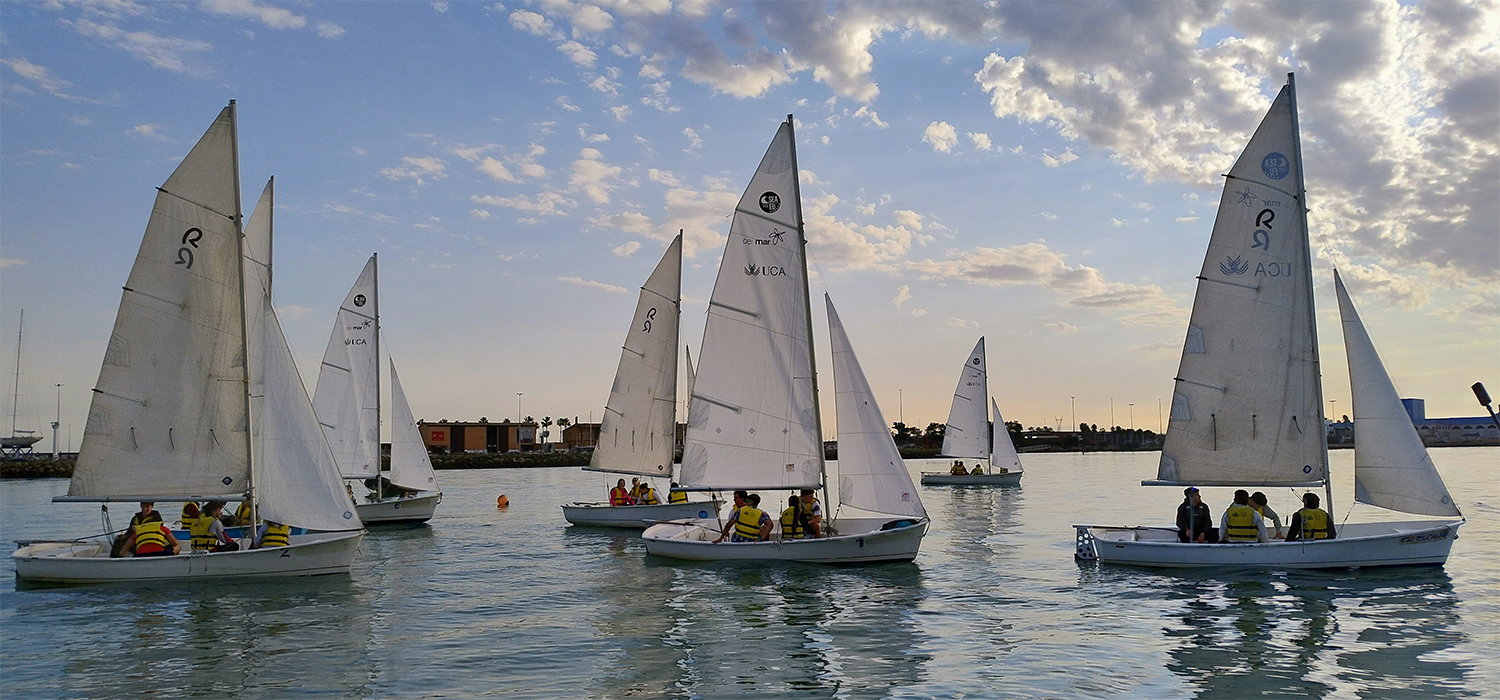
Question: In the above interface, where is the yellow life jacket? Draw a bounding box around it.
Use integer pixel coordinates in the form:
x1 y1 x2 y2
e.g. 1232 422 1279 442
780 507 805 539
733 506 766 541
190 517 220 550
949 464 966 475
609 487 632 506
668 490 688 504
181 503 200 530
1297 508 1331 540
1225 504 1259 541
629 484 644 499
133 520 169 554
639 489 661 505
970 466 984 475
236 501 251 522
261 523 291 548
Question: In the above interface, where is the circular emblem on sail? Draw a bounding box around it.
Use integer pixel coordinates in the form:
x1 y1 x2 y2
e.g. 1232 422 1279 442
344 510 354 519
1261 153 1290 180
353 294 367 308
222 476 233 485
758 191 781 213
1303 465 1313 474
972 357 981 366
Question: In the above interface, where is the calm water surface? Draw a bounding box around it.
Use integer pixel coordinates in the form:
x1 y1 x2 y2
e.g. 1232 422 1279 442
2 448 1495 698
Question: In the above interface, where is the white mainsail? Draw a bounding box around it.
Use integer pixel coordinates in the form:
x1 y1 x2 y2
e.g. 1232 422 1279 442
990 398 1022 473
313 256 381 480
679 118 822 492
388 360 438 493
941 338 989 460
826 295 925 519
69 104 250 500
1155 81 1326 487
588 235 682 478
1335 271 1460 517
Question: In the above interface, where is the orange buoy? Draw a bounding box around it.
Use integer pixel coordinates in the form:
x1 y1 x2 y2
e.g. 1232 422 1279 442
496 495 509 508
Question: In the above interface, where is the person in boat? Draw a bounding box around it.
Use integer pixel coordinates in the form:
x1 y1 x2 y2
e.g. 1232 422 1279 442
1176 487 1215 544
609 478 634 506
667 482 689 503
191 501 240 553
969 463 984 475
180 501 202 530
1285 493 1336 542
949 460 966 476
629 477 646 501
1219 489 1269 543
121 502 181 557
223 500 252 527
113 502 168 557
780 494 808 540
716 490 749 542
1250 492 1284 539
733 494 773 542
798 489 824 538
253 520 292 548
638 484 662 505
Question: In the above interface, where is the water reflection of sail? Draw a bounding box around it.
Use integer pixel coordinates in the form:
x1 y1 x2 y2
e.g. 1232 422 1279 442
1163 569 1468 698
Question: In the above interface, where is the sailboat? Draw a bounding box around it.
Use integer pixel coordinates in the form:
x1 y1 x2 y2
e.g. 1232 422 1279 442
920 337 1023 486
13 103 365 583
1074 75 1462 569
641 117 928 563
312 255 442 525
562 234 720 528
2 310 44 456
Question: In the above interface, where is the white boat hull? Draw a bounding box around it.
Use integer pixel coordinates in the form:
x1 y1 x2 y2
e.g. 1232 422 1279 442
356 491 442 525
920 471 1022 486
12 530 365 584
641 516 928 564
562 501 720 528
1075 520 1461 569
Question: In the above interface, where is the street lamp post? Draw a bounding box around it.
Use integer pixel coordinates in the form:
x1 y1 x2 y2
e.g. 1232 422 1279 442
517 392 523 421
52 383 61 459
899 388 903 424
1129 403 1135 430
1071 396 1076 432
1110 398 1115 431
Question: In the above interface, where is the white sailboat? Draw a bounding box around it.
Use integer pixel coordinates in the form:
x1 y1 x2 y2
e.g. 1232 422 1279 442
1074 75 1462 569
642 117 928 563
312 255 442 525
562 234 719 528
13 103 365 583
921 337 1023 486
2 310 44 456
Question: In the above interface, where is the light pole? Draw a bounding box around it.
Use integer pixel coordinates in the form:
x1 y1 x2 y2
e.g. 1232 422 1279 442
1329 399 1337 422
1158 398 1163 433
1129 403 1135 430
517 392 523 421
1071 396 1076 432
52 383 61 459
1110 398 1115 431
899 388 903 424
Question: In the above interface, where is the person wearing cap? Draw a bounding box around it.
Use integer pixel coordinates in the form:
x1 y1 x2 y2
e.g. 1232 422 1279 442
1220 489 1269 543
1176 487 1214 543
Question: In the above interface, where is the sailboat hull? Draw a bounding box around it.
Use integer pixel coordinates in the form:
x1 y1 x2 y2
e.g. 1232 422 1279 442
1075 520 1461 569
641 517 928 564
920 471 1022 486
356 491 442 525
562 501 720 529
12 530 365 584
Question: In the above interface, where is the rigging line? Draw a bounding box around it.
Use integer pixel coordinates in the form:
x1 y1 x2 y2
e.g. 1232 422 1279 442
1197 276 1261 291
1221 174 1299 200
155 187 237 221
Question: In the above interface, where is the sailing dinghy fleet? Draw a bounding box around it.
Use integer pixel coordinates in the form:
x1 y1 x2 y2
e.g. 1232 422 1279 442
11 75 1476 584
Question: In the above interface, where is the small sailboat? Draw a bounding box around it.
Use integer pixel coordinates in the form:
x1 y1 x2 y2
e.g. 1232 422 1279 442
1074 75 1462 569
13 103 365 583
2 310 44 457
920 337 1023 486
642 117 928 563
313 255 442 525
562 234 720 528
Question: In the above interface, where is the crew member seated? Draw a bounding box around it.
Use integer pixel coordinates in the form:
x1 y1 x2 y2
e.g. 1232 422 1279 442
729 494 772 542
638 484 662 505
667 482 688 503
609 478 634 506
180 501 202 531
254 520 291 548
1286 492 1336 542
949 460 966 476
191 502 240 552
970 464 984 475
780 495 807 540
1219 489 1269 543
798 489 824 538
122 503 181 557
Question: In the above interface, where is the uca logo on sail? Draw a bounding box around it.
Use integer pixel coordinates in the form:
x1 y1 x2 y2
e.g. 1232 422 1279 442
744 263 787 278
1221 255 1251 276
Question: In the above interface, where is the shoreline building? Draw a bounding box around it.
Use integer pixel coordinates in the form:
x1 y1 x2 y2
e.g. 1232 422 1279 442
1403 399 1499 447
418 420 538 454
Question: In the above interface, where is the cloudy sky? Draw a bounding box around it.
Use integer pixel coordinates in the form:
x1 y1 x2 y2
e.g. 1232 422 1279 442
2 0 1496 450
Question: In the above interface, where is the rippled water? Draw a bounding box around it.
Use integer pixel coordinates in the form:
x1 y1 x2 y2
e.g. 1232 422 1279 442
2 448 1496 698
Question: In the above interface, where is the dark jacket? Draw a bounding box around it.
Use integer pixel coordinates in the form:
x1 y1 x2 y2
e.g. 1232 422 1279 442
1176 500 1213 543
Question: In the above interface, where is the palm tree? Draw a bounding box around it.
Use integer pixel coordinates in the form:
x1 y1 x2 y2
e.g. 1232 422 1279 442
540 416 553 443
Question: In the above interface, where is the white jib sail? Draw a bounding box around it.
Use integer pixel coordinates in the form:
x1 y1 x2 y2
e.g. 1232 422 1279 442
684 345 695 420
1335 271 1459 517
70 104 250 500
680 118 822 491
312 256 380 480
253 299 361 531
825 295 925 519
589 235 681 478
990 398 1022 473
388 360 438 493
1156 79 1326 487
244 178 273 497
941 337 989 459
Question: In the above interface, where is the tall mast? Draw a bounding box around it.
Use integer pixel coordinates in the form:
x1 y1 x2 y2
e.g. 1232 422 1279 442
228 100 256 526
1287 73 1334 519
374 252 382 502
9 309 22 437
786 114 829 506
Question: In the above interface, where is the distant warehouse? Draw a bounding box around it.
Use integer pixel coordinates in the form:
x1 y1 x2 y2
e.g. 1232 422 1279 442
419 420 538 454
1403 399 1499 447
